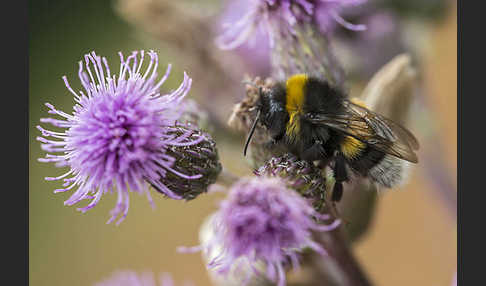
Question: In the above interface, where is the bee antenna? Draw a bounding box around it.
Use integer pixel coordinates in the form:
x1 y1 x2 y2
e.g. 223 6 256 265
243 110 261 156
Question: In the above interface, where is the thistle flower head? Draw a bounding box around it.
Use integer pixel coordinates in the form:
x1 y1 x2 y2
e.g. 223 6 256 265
206 177 340 286
94 271 194 286
37 50 214 224
216 0 367 50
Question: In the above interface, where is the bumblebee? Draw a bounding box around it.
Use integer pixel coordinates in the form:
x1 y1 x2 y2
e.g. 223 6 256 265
243 74 419 202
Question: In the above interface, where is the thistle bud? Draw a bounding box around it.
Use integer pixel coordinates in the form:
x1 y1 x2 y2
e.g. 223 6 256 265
149 125 222 201
255 154 328 211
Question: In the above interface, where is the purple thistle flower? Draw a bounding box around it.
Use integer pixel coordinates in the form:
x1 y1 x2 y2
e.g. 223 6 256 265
37 50 204 225
216 0 272 75
204 177 340 286
94 271 194 286
216 0 367 50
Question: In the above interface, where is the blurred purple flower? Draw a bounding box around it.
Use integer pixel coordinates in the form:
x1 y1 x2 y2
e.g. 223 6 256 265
205 177 340 286
216 0 272 76
94 271 194 286
314 0 368 33
37 50 203 225
216 0 367 50
333 7 406 78
360 10 396 39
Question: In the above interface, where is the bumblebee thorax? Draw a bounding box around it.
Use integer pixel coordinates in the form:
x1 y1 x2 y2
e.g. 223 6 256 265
285 74 308 112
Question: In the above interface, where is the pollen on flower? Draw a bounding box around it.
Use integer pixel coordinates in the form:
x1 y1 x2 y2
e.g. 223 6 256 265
37 50 206 225
203 177 340 286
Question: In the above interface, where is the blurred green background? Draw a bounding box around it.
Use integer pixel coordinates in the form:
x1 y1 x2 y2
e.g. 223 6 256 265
29 0 457 285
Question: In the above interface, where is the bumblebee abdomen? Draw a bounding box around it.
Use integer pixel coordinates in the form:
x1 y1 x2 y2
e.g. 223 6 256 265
345 145 386 174
340 97 410 188
340 136 366 159
344 145 410 188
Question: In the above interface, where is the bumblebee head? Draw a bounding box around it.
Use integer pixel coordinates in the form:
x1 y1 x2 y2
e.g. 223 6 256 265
243 82 288 156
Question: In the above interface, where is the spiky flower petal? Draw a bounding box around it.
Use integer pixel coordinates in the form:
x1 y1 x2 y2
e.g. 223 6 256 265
37 50 207 224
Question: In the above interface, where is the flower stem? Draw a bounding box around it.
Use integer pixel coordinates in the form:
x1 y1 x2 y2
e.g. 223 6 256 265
306 199 374 286
317 225 374 286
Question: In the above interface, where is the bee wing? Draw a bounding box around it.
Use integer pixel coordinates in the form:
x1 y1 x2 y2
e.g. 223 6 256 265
345 101 419 149
305 100 419 163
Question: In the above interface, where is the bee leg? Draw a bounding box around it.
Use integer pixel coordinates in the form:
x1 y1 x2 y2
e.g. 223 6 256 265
332 181 344 202
332 155 349 203
324 155 351 225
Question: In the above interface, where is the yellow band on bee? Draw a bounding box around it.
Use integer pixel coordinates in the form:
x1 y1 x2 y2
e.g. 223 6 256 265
285 74 308 138
285 74 308 112
341 97 368 158
341 135 366 159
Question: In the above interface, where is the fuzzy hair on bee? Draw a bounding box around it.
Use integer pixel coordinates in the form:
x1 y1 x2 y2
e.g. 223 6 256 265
243 74 419 202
